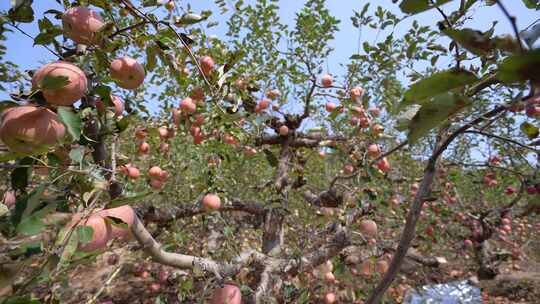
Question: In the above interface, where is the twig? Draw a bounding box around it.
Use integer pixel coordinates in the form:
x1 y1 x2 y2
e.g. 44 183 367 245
494 0 525 53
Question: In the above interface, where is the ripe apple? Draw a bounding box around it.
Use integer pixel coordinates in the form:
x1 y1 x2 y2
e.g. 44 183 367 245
158 127 169 140
321 74 333 88
0 106 66 154
68 213 112 252
96 95 124 117
148 166 162 178
159 142 170 153
194 114 205 126
326 102 336 112
99 205 135 239
367 144 380 158
210 284 241 304
110 57 145 90
135 129 147 140
324 292 337 304
149 179 163 189
279 125 289 136
266 89 281 100
139 142 150 154
200 56 215 76
32 61 88 106
180 97 196 114
350 87 364 101
165 1 175 11
127 166 140 179
62 6 104 45
244 146 257 157
324 272 336 283
359 219 377 237
1 190 16 208
376 157 391 172
343 164 355 174
202 193 221 210
464 239 473 248
258 99 270 110
190 87 205 102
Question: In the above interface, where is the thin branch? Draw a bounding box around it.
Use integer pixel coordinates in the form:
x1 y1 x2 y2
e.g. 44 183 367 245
464 130 540 152
495 0 525 53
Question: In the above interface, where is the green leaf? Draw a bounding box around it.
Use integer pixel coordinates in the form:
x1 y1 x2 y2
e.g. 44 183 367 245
399 0 452 14
520 122 539 139
400 69 478 110
57 107 81 141
408 93 471 143
17 203 56 236
174 13 206 26
69 146 85 163
1 295 41 304
522 0 540 9
76 226 94 244
442 28 493 56
40 75 70 90
263 148 278 167
109 191 152 207
498 49 540 84
8 0 34 23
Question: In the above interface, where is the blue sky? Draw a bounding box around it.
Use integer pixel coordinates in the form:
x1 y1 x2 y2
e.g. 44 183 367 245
1 0 537 81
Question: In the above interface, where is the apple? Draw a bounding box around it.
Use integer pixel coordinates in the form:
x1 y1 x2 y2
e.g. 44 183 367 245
321 74 333 88
279 125 289 136
266 89 281 100
165 1 175 11
324 272 336 283
150 179 163 189
367 144 380 158
159 142 170 153
68 213 112 252
99 205 135 239
202 193 221 210
135 129 147 140
343 164 355 174
190 87 205 102
223 133 238 145
359 219 377 237
210 284 241 304
258 99 270 110
200 56 215 76
139 142 150 154
194 114 205 126
158 127 169 140
244 146 257 157
464 239 473 248
0 106 66 154
32 61 88 106
148 166 162 178
181 97 197 114
350 87 364 101
324 292 337 304
326 102 336 112
96 95 124 117
127 166 140 179
1 190 16 208
110 57 145 90
376 157 391 172
62 6 104 45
